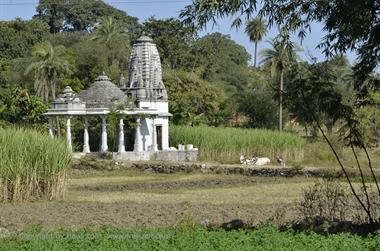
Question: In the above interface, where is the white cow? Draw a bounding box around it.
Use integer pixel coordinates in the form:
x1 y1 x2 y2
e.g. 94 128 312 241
240 155 271 166
254 157 271 165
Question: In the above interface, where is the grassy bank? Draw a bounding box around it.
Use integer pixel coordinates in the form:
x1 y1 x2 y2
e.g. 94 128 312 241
0 128 71 202
170 125 305 163
1 226 379 250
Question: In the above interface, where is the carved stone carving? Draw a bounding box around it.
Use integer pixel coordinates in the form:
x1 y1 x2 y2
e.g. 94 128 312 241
127 36 168 101
53 86 85 110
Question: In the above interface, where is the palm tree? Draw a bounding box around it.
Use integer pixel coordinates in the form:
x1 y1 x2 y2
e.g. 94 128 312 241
245 18 267 68
25 42 72 102
92 17 130 66
260 35 299 131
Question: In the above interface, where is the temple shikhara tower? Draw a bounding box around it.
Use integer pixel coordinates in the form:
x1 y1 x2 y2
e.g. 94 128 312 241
123 36 169 152
44 36 197 162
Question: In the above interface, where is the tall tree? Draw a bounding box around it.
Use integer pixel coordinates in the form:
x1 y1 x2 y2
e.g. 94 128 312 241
91 16 130 77
260 34 298 130
0 19 49 59
245 18 267 68
193 33 251 93
180 0 380 99
143 17 197 70
92 17 128 50
25 42 72 101
34 0 141 36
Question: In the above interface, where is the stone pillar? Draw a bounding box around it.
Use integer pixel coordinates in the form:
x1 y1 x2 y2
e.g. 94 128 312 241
134 117 142 152
118 118 125 153
66 116 72 152
100 116 108 153
151 117 158 151
83 117 90 153
48 116 54 138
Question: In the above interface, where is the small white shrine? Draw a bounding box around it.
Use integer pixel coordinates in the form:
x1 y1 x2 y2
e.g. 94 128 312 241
44 36 197 162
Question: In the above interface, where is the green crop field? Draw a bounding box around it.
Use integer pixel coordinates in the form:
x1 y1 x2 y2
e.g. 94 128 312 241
1 226 380 251
0 127 71 202
170 125 305 163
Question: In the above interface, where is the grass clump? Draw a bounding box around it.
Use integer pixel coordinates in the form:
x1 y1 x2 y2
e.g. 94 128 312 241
0 127 71 202
170 125 305 163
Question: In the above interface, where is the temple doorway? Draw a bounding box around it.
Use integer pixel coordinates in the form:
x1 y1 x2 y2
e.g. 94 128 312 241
156 125 163 150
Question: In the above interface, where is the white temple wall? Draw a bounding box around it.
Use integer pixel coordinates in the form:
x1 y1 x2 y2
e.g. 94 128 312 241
139 100 168 112
139 117 152 151
138 116 169 151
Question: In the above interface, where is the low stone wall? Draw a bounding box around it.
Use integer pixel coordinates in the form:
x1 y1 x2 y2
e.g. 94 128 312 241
72 150 198 162
130 161 378 178
113 150 198 162
72 155 379 178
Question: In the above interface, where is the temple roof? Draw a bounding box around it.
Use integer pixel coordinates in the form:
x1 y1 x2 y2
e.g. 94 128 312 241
136 36 154 43
78 73 126 108
127 35 168 101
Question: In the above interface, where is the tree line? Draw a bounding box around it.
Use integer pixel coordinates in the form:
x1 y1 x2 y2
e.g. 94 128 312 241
0 0 379 147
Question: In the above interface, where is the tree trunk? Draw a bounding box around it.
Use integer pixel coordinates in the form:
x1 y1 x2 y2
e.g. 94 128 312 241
56 116 61 137
51 81 56 101
279 70 284 131
254 41 258 68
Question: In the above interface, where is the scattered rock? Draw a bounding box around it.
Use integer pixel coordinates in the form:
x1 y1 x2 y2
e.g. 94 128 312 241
144 167 154 173
200 219 210 228
222 219 245 230
0 227 10 239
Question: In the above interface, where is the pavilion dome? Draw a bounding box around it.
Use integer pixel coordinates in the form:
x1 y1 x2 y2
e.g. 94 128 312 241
78 73 126 108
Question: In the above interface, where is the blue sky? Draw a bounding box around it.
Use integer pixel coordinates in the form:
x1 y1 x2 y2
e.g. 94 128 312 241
0 0 356 65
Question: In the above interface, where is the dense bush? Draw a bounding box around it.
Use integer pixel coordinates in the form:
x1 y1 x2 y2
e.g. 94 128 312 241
170 125 305 163
164 70 228 126
0 128 71 202
0 87 48 126
239 86 278 129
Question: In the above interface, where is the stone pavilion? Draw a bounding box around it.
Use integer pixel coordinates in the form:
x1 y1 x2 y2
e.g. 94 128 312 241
44 36 197 162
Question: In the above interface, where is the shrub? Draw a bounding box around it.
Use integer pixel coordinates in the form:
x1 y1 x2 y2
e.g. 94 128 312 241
170 125 305 163
0 127 71 202
298 180 349 221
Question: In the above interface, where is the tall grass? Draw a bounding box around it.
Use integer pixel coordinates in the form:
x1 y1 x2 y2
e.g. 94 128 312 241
0 128 71 202
170 125 305 163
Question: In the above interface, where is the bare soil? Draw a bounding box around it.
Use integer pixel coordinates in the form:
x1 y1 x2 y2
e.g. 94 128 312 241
0 170 306 233
0 201 296 233
72 176 259 192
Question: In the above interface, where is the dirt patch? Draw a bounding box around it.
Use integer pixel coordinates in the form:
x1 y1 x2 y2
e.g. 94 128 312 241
0 201 296 233
71 176 258 192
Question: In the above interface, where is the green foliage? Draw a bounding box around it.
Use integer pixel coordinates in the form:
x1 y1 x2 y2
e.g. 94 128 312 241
143 17 196 69
34 0 141 35
25 42 72 101
245 17 267 68
180 0 380 100
245 18 267 44
356 92 380 147
286 58 353 134
69 39 108 86
1 226 379 250
92 16 130 69
0 87 48 125
0 18 49 59
238 87 278 129
0 127 71 202
170 125 305 163
164 70 228 126
260 35 300 76
194 33 251 93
